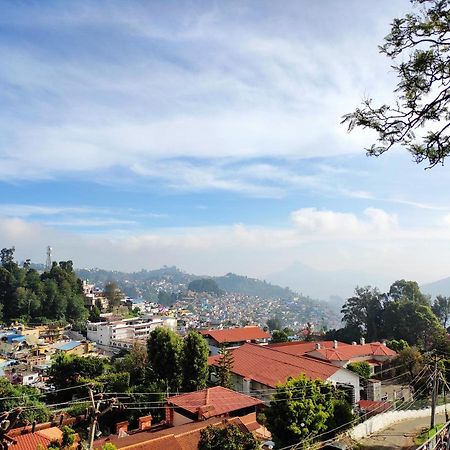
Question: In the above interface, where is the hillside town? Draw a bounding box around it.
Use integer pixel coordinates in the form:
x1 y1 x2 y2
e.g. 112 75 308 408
4 0 450 449
0 249 447 450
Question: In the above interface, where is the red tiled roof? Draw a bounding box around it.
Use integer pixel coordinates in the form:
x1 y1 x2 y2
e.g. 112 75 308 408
310 342 396 361
167 386 263 418
209 343 340 388
358 400 391 414
94 413 257 450
268 341 351 356
200 326 269 344
10 428 63 450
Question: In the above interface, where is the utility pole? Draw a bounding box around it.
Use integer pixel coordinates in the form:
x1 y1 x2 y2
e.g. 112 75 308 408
87 387 100 450
431 356 440 429
87 388 118 450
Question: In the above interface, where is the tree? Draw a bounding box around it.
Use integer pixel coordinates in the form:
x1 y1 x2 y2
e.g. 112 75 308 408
432 295 450 327
266 316 282 332
104 281 123 311
383 299 444 348
397 346 424 380
271 329 289 343
0 378 50 426
198 424 259 450
347 361 372 380
48 426 76 450
113 342 148 386
343 0 450 167
147 327 183 391
385 339 409 353
341 286 383 341
216 345 234 389
182 331 209 391
266 374 335 449
188 278 223 295
48 353 107 400
388 280 430 305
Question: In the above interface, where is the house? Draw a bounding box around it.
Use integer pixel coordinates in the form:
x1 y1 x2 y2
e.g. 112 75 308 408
9 426 64 450
208 343 361 403
269 339 397 375
54 340 94 356
165 386 264 426
87 315 177 349
94 413 265 450
0 333 30 357
200 326 270 355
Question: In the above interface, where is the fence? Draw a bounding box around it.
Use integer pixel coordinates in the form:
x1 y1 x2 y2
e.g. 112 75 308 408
415 419 450 450
350 403 450 440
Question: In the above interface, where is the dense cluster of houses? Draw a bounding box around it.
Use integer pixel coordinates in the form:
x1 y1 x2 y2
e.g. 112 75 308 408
0 315 399 450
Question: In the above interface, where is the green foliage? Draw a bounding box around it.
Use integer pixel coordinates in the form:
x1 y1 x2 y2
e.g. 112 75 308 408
157 290 177 306
101 444 117 450
266 316 282 332
48 353 108 399
396 346 424 380
388 280 430 305
432 295 450 328
48 425 76 450
0 247 90 323
182 331 209 391
266 374 336 448
113 343 148 386
104 281 123 311
188 278 223 295
343 1 450 167
347 361 372 380
337 280 445 349
147 327 183 391
341 286 383 342
216 345 234 389
327 398 354 435
214 273 293 299
324 325 361 344
385 339 409 353
0 378 50 426
271 329 289 343
198 423 260 450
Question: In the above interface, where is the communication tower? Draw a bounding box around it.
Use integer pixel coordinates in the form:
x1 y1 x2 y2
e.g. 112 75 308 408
45 246 52 270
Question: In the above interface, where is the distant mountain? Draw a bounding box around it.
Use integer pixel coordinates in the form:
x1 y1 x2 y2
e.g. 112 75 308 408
421 277 450 298
213 273 293 299
266 261 391 302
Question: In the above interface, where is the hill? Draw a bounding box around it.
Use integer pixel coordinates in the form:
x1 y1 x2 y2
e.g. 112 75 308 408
421 276 450 298
213 273 293 299
266 261 391 301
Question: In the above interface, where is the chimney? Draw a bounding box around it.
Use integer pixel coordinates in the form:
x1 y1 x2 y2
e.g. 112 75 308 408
243 378 250 395
116 421 129 435
138 415 152 431
352 341 357 345
315 343 321 350
165 405 174 425
333 340 338 349
360 337 365 345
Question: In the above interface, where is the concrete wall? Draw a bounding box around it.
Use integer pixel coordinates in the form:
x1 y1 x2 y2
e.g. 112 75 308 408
350 403 450 440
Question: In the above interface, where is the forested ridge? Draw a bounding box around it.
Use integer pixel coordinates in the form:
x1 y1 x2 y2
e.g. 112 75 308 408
0 248 89 324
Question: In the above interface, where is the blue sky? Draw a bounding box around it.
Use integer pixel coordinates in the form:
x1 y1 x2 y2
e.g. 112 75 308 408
1 0 450 285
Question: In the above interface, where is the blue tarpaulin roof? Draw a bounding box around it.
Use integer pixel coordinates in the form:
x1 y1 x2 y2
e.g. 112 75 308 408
57 341 82 351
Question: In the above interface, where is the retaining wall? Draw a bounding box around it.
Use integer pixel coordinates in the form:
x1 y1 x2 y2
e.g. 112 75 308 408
350 404 450 440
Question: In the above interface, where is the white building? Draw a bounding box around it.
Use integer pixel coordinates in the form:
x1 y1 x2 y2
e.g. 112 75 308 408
87 315 177 349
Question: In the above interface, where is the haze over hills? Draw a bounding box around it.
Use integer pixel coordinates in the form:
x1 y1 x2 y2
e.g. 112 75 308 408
266 261 392 302
421 277 450 298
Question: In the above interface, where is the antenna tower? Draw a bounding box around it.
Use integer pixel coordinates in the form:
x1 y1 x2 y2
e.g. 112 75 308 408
45 246 52 270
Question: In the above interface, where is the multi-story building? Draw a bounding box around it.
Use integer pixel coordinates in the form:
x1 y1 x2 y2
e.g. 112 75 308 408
87 315 177 349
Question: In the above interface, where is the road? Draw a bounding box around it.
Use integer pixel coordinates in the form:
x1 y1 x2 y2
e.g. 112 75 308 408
358 412 446 449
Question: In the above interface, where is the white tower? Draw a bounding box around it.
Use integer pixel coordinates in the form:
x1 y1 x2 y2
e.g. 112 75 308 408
45 246 52 270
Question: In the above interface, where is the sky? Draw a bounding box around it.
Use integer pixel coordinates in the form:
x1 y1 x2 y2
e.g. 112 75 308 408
1 0 450 286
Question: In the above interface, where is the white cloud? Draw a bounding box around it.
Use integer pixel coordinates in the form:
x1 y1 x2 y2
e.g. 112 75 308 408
291 207 398 237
